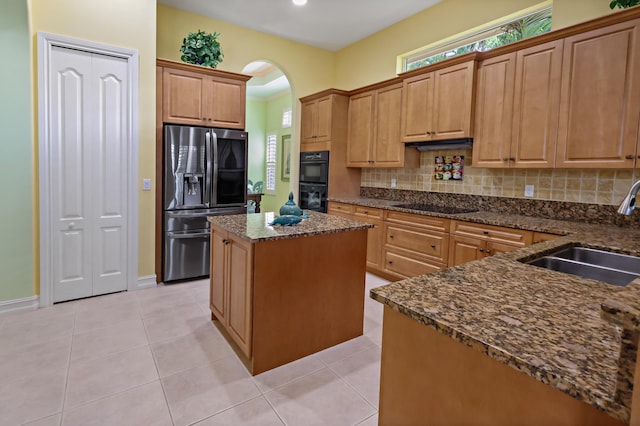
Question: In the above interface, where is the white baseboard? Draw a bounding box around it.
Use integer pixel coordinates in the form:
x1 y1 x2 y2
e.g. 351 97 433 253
136 275 157 290
0 295 40 315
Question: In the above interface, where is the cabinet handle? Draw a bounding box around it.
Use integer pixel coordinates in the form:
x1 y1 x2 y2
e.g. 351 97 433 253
479 248 484 252
208 118 212 121
431 244 436 248
389 234 394 239
509 157 516 161
222 239 230 245
626 154 634 159
483 231 489 235
388 261 393 265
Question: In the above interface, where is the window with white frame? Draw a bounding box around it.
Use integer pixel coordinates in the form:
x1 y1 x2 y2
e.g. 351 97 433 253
282 108 292 128
402 5 552 72
265 134 277 193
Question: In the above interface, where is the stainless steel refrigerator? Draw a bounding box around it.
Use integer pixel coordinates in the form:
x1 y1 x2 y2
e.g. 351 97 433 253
163 125 248 282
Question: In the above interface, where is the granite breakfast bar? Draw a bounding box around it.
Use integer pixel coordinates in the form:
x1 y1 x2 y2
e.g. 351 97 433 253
343 200 640 425
207 211 371 375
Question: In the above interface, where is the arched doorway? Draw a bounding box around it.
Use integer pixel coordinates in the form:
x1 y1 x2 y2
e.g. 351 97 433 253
242 61 293 213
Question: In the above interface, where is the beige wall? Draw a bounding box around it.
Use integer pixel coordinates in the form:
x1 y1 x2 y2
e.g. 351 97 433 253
30 0 157 286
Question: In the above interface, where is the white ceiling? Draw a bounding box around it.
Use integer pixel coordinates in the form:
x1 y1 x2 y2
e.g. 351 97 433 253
158 0 442 51
160 0 442 98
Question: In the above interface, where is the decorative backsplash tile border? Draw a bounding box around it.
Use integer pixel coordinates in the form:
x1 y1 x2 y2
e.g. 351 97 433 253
361 150 638 207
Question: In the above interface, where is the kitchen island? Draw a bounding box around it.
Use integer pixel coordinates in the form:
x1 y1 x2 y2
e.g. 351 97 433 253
207 211 371 375
364 210 640 425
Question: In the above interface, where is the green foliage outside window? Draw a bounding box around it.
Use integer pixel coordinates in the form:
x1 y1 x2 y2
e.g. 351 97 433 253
609 0 640 8
407 10 552 70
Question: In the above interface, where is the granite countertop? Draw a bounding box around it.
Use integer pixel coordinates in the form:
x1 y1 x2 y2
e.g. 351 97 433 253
332 197 640 423
207 211 372 243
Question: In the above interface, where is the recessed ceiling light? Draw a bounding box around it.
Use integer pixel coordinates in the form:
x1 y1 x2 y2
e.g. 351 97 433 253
292 0 307 5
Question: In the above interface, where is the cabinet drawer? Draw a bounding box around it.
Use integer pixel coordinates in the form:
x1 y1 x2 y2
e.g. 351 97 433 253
451 220 532 247
328 202 355 216
386 210 450 232
354 206 384 220
385 224 449 264
384 250 446 279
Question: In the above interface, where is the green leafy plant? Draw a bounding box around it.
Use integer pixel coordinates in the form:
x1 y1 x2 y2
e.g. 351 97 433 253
180 30 224 68
609 0 640 8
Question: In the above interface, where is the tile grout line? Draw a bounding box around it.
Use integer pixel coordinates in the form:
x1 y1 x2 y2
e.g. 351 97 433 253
59 309 78 425
323 359 379 413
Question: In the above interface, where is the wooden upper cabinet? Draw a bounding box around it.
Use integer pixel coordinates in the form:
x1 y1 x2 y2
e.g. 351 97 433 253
556 19 640 168
347 82 409 167
374 84 405 166
511 40 563 168
159 59 249 129
347 91 375 166
473 53 516 168
402 73 435 142
301 95 333 144
474 41 563 168
432 61 476 140
402 60 475 143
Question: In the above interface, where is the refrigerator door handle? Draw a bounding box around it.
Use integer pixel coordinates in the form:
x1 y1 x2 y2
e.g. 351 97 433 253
205 131 213 207
212 130 219 206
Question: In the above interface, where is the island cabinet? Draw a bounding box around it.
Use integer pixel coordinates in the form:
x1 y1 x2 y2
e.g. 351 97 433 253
556 19 640 168
383 212 450 280
353 206 385 270
347 81 419 168
158 59 250 129
326 202 384 271
449 220 533 266
210 229 253 357
208 213 368 375
473 40 563 168
300 91 350 152
401 58 476 143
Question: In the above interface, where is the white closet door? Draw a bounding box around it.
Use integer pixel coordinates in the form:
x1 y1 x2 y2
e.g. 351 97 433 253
91 53 128 296
49 46 128 302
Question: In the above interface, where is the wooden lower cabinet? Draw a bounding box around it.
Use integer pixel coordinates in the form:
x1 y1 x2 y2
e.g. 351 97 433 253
210 222 367 375
383 211 450 280
210 229 253 357
378 306 625 426
354 206 385 270
448 220 534 266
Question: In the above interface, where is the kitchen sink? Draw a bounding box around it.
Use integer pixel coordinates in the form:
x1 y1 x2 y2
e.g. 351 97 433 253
553 247 640 275
524 246 640 286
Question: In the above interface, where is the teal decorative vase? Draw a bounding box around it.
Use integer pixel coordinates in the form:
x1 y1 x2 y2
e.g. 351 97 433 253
279 192 303 216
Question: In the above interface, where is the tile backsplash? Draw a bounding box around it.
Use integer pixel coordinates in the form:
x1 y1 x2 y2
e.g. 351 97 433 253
361 150 638 206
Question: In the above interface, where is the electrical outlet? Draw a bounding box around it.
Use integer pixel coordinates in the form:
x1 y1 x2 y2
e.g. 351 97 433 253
391 178 397 188
524 184 534 197
143 178 152 191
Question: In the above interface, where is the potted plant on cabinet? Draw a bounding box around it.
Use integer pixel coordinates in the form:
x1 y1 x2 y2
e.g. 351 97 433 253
180 30 224 68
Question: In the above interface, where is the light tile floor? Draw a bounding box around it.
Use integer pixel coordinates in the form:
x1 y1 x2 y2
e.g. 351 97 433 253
0 273 389 426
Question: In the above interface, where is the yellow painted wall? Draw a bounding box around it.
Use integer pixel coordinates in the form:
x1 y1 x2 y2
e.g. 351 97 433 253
30 0 157 287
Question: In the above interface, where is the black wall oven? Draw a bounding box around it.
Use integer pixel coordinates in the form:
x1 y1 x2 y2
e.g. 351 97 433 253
299 151 329 213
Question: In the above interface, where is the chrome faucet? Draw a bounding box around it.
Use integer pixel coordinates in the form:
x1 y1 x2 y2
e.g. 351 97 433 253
618 179 640 215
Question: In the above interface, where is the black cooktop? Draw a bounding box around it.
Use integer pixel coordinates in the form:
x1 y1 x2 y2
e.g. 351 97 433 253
392 203 479 215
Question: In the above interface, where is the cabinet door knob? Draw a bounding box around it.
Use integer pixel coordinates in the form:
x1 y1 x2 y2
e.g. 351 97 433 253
431 244 436 248
388 261 393 265
208 118 212 121
626 154 634 159
389 234 394 239
483 231 489 235
479 248 484 252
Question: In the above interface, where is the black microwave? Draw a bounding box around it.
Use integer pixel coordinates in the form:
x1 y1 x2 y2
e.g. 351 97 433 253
299 151 329 184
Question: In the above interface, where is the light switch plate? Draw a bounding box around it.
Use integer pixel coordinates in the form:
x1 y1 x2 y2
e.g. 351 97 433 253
143 178 151 191
391 178 397 188
524 184 534 197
